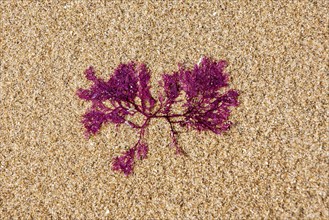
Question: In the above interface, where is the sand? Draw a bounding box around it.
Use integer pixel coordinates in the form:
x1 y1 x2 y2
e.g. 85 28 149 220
1 0 328 219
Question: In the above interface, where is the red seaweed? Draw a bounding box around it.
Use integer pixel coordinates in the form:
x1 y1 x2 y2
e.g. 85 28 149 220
77 57 239 175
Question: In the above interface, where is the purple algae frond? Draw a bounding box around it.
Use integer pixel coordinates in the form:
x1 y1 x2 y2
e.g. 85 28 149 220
77 57 239 175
